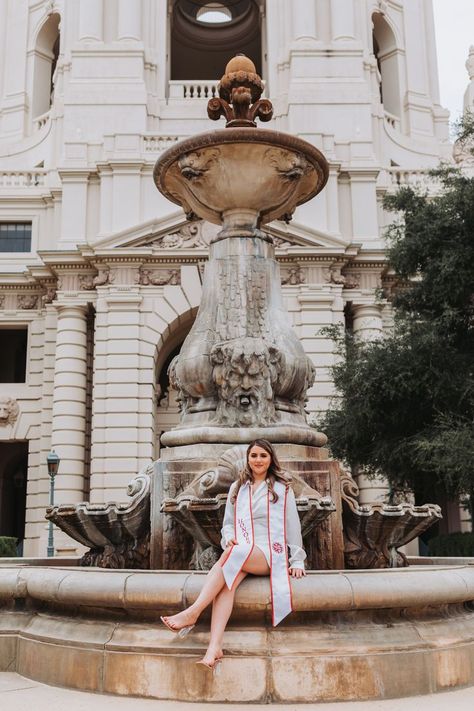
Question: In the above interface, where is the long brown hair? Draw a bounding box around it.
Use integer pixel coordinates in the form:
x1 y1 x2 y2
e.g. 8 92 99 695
231 439 291 504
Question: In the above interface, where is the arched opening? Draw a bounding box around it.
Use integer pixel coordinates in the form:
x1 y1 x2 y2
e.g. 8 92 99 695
0 442 28 556
154 311 197 456
31 12 60 120
170 0 262 83
372 12 401 123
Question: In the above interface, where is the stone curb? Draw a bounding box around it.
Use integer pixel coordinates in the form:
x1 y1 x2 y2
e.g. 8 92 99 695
1 564 474 614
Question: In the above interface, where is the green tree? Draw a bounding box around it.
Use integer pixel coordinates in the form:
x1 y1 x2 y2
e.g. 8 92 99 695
320 117 474 519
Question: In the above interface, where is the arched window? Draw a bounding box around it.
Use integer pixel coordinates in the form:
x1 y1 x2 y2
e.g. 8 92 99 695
170 0 262 82
31 13 60 121
372 12 401 122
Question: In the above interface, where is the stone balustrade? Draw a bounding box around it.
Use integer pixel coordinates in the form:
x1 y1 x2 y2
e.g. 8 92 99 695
168 80 218 100
0 170 47 188
384 110 401 131
381 167 441 195
33 110 51 131
142 134 182 153
168 80 266 101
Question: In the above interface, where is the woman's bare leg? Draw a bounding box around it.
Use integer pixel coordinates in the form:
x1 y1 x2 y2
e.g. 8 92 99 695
199 570 246 665
200 546 269 666
162 552 229 630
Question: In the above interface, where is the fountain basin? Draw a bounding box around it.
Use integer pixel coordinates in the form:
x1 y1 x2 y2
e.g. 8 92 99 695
1 563 474 702
153 128 328 234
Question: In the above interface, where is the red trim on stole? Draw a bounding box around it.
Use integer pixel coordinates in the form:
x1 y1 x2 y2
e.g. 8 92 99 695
267 487 275 626
220 543 235 567
283 485 293 613
220 484 238 567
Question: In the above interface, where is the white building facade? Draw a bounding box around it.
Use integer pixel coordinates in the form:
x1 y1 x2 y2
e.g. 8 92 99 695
0 0 458 556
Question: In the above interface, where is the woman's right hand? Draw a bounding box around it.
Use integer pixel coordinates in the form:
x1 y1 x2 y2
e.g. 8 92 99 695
225 539 237 548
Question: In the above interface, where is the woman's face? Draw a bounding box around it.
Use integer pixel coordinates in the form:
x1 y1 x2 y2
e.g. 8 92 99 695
248 445 272 478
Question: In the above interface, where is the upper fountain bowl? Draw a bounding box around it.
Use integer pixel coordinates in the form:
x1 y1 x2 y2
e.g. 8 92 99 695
153 128 329 238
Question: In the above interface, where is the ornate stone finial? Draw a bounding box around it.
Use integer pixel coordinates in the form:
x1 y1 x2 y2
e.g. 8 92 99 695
207 53 273 128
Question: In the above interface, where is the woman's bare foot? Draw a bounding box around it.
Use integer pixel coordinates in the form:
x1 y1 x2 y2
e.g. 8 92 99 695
161 608 197 631
198 646 223 667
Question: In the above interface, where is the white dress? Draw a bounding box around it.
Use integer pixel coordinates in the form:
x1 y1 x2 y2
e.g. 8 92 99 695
220 480 307 570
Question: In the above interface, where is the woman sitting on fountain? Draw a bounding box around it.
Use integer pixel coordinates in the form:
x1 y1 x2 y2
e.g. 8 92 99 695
161 438 306 672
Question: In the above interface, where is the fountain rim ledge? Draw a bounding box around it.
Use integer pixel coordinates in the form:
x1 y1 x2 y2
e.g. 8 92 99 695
160 425 328 447
1 564 474 615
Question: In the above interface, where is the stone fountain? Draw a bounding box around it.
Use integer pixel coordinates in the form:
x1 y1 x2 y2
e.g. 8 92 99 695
2 56 474 703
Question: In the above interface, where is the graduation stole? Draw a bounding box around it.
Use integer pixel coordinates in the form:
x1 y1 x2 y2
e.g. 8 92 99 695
221 479 293 626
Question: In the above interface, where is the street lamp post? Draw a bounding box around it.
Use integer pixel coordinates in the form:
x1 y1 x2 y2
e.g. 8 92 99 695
46 450 60 557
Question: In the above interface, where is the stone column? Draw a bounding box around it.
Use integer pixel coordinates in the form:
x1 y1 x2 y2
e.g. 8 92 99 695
291 0 317 41
352 303 389 505
352 303 383 342
79 0 103 41
89 287 154 504
117 0 142 41
51 304 88 509
330 0 355 41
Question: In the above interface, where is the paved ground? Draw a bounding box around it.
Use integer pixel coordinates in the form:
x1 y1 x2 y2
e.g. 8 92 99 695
1 673 474 711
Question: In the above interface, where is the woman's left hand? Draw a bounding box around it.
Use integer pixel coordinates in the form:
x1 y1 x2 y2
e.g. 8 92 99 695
289 567 306 578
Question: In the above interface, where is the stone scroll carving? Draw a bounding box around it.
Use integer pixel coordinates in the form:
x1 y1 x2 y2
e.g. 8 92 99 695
168 354 199 415
46 465 152 569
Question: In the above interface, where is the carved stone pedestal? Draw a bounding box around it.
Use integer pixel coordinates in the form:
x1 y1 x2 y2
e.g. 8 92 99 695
161 234 326 449
151 444 344 571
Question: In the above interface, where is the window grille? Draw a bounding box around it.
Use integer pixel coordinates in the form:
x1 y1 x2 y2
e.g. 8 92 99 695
0 223 32 252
